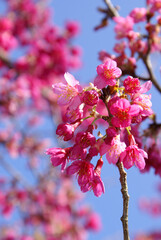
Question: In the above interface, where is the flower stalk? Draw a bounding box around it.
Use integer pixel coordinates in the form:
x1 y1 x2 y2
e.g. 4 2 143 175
116 161 130 240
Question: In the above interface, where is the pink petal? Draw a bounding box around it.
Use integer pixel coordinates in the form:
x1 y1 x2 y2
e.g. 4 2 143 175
96 64 104 75
112 67 122 78
116 98 130 110
68 95 81 110
52 82 66 94
94 75 107 89
139 81 152 94
64 72 79 86
66 161 81 175
105 59 117 69
135 156 145 170
129 104 140 116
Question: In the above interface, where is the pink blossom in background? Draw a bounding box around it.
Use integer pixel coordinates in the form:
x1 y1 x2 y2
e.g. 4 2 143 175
113 41 126 54
65 20 81 38
114 16 134 39
85 213 102 231
130 8 147 23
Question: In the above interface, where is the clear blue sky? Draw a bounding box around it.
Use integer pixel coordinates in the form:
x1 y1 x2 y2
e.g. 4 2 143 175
52 0 161 239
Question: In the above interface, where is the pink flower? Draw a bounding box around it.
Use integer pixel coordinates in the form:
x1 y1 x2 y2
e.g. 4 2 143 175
139 81 152 94
85 213 102 231
131 93 153 117
82 90 99 106
105 127 118 145
113 41 126 54
66 160 94 187
94 58 122 89
114 16 134 39
52 72 82 105
92 158 105 197
0 32 17 51
46 147 70 171
69 144 87 160
148 0 161 13
65 20 80 37
90 173 105 197
75 132 96 148
81 158 105 197
130 8 147 23
110 98 140 128
65 103 84 123
120 135 148 169
123 76 141 94
66 159 104 197
56 122 80 141
100 135 126 164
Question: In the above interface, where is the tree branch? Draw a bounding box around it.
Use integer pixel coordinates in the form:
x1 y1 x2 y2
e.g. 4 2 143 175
116 161 130 240
103 0 119 17
0 156 31 188
141 54 161 94
0 48 14 68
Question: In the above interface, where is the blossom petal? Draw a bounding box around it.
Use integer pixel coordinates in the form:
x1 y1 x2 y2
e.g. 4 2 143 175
139 81 152 94
64 72 79 86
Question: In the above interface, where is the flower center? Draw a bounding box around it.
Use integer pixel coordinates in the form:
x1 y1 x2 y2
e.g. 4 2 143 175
103 69 114 79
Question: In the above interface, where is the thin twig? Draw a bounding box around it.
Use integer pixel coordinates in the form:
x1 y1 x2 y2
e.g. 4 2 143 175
0 49 14 68
0 156 31 188
141 55 161 93
116 161 130 240
104 0 119 17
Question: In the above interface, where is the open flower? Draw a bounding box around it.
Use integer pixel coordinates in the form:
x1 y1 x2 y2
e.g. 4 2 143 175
100 135 126 164
46 147 70 171
66 160 94 190
110 98 140 128
52 72 82 105
120 135 148 169
94 58 122 89
120 144 147 170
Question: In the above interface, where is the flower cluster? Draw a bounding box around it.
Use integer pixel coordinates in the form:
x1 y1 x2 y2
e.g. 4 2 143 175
98 2 161 79
47 58 153 197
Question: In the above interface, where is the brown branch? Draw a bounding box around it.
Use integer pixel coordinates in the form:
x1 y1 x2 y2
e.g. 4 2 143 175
141 54 161 94
132 74 150 82
116 161 130 240
101 87 130 239
103 0 119 17
0 48 14 68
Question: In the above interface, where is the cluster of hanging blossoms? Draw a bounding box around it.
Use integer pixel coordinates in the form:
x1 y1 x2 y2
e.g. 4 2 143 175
46 58 153 197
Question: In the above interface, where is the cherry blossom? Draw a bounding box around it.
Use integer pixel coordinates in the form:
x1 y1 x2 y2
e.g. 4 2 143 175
94 58 122 88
